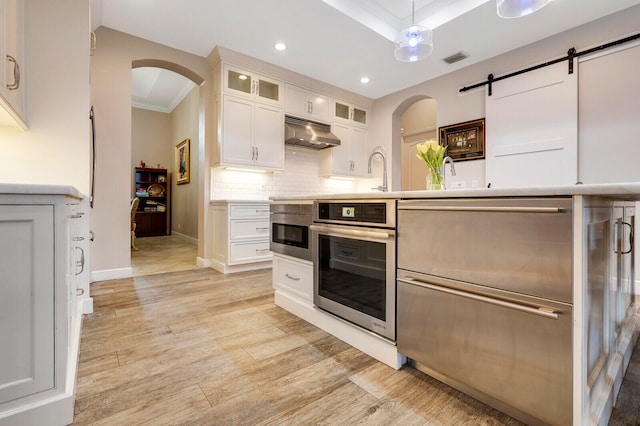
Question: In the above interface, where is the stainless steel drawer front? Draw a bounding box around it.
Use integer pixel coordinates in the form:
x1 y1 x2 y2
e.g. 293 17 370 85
397 198 573 303
397 271 572 426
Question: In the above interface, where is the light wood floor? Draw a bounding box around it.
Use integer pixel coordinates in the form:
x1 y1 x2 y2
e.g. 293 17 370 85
131 235 198 276
74 237 639 425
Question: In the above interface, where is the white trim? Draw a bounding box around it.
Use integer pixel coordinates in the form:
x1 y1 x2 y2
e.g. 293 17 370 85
81 297 94 314
90 267 133 282
170 231 198 245
196 257 211 268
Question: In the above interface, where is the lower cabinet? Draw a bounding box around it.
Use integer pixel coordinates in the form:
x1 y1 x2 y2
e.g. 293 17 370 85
272 254 313 302
0 204 55 404
0 190 90 425
210 201 272 273
135 211 167 236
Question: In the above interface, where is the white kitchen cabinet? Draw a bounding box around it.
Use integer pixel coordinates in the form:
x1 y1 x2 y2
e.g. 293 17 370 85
272 254 313 302
0 204 55 404
0 0 26 128
333 100 368 128
285 84 331 123
221 94 284 170
320 122 368 177
0 189 89 425
223 65 282 106
211 201 272 274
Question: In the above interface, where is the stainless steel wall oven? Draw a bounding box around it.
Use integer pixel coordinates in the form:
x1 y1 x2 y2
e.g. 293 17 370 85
270 202 312 261
311 200 396 341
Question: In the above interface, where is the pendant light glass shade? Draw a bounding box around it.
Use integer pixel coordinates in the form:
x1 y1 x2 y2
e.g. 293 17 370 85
394 25 433 62
394 1 433 62
496 0 551 18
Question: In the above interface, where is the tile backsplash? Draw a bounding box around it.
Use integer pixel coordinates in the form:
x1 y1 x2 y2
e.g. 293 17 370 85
211 146 375 199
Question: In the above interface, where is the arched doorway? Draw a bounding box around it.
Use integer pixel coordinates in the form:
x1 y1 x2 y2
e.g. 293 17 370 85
130 60 205 275
390 95 437 191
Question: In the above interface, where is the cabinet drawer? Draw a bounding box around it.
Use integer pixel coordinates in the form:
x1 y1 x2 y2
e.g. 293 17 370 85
229 240 271 264
230 219 270 240
274 255 313 301
230 204 270 219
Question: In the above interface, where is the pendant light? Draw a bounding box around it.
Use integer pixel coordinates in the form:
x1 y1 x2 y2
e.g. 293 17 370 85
496 0 551 18
394 1 433 62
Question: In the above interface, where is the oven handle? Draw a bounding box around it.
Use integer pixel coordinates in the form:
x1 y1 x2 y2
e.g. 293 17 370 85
397 277 559 320
310 224 394 240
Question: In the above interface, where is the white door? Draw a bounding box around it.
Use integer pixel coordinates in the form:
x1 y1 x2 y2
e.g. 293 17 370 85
0 204 55 403
485 62 577 188
253 103 283 169
222 95 253 166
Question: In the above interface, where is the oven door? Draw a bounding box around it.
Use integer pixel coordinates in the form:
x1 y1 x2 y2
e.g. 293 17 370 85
311 224 396 341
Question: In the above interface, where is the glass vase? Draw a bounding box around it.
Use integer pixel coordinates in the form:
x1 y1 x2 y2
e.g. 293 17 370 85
426 167 444 190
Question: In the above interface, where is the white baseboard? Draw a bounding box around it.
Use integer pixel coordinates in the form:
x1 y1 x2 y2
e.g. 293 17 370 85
90 267 133 282
197 257 211 268
170 231 198 245
81 297 93 314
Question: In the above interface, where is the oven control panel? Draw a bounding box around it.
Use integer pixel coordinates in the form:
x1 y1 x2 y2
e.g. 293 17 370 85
315 200 395 228
342 207 355 218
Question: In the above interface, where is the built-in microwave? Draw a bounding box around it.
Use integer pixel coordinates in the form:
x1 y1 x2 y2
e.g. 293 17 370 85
270 202 313 261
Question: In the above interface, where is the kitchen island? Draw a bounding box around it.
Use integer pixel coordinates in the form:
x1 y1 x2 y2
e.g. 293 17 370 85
271 182 640 426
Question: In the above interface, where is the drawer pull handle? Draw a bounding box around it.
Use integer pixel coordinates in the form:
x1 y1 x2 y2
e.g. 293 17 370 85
256 248 271 253
285 273 300 281
397 277 560 320
398 206 563 213
256 227 270 231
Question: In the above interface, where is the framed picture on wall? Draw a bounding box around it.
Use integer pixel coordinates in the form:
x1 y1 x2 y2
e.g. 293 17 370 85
439 118 485 161
176 138 190 184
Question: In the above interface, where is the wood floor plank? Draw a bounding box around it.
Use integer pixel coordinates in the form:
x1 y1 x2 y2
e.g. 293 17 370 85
74 266 640 425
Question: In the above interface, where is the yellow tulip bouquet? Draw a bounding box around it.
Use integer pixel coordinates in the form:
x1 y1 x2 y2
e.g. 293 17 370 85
416 140 447 189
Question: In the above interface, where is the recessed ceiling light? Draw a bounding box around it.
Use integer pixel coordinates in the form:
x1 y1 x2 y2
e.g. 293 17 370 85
360 77 370 84
274 43 287 51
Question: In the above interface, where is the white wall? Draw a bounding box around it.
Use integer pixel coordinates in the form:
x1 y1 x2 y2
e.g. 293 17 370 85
371 5 640 191
131 107 172 179
170 86 200 239
0 1 90 193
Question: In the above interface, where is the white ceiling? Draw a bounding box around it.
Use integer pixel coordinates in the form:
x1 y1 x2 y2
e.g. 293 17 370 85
91 0 640 110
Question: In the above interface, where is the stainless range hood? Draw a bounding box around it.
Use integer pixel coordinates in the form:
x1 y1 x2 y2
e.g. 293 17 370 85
284 115 340 149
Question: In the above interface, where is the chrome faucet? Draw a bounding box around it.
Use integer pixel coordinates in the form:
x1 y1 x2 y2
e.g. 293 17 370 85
442 156 456 190
368 150 388 192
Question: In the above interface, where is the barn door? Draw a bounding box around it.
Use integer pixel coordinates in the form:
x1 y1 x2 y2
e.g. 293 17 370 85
485 62 577 188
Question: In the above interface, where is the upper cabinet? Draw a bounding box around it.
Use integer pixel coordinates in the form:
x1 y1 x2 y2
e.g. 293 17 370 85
0 0 26 128
320 122 368 178
334 100 368 128
220 94 284 170
285 84 331 123
224 65 282 106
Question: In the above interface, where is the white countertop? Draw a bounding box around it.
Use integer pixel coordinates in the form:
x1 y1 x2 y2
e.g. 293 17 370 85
0 183 83 198
270 182 640 201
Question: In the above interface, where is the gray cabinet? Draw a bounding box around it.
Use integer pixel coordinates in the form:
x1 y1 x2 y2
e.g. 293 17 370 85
0 205 55 403
0 190 88 425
